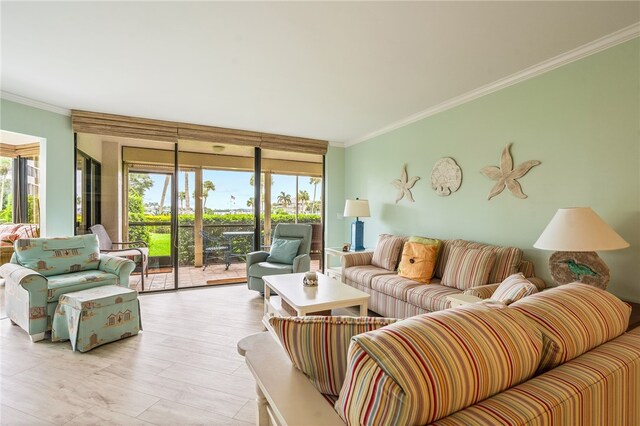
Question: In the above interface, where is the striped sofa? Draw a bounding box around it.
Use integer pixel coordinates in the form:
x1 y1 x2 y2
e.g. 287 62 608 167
341 237 544 318
240 283 640 425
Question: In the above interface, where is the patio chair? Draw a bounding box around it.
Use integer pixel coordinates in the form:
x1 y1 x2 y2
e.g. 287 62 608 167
246 223 312 293
201 230 231 271
89 224 149 290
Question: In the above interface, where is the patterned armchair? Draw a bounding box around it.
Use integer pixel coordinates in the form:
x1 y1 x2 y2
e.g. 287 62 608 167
0 234 135 342
246 224 312 293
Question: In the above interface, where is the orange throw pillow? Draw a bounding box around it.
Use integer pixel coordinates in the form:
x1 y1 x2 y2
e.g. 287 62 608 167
398 242 438 283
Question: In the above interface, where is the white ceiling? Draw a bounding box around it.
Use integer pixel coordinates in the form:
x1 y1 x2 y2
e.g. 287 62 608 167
2 2 639 144
0 130 42 146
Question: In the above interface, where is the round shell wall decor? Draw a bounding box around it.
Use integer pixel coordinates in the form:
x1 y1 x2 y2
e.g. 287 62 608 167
549 251 610 290
431 157 462 196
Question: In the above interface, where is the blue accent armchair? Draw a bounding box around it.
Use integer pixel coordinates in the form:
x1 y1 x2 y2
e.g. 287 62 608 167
0 234 135 342
246 224 312 293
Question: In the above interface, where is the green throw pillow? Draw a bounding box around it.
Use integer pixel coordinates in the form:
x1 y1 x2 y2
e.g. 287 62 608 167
267 238 302 264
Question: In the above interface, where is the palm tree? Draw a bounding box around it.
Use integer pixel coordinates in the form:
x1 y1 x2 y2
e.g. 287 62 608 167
202 180 215 208
277 191 292 208
249 173 274 212
178 191 186 209
297 190 309 213
184 173 191 211
309 177 321 213
158 175 170 214
247 197 254 208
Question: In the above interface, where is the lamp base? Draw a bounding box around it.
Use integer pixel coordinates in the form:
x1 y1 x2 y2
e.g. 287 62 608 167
548 251 610 290
351 220 365 251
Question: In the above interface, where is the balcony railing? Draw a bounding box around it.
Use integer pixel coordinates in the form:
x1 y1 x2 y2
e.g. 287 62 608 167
129 221 320 267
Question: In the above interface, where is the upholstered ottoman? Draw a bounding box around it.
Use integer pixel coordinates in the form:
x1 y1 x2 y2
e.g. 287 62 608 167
52 285 141 352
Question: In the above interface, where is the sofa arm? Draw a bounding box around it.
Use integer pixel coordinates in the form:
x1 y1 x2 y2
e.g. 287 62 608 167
341 251 374 268
463 283 501 299
246 251 269 278
98 254 135 286
0 262 48 334
292 254 311 273
246 251 269 267
0 263 47 291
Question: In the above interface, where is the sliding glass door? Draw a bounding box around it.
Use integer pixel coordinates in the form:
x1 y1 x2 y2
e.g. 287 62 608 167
177 141 257 287
261 148 324 271
75 150 101 235
122 143 178 292
117 141 324 292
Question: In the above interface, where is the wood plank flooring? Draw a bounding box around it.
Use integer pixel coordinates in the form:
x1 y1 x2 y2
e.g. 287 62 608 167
0 284 266 425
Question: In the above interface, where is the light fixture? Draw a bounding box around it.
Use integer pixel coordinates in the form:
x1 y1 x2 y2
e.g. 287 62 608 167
534 207 629 289
344 198 370 251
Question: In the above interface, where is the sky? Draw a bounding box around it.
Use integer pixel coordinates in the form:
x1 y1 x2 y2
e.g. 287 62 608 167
141 171 322 212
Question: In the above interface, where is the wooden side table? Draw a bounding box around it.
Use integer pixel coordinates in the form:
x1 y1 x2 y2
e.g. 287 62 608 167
626 301 640 331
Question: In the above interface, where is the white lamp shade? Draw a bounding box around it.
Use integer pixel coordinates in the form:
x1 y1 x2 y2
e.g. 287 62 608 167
534 207 629 251
344 199 370 218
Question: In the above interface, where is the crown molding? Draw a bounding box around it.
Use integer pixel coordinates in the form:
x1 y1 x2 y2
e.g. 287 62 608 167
328 140 346 148
346 22 640 147
1 91 70 116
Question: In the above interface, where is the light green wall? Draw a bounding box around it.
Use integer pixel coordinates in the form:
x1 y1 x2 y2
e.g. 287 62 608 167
325 145 345 252
345 38 640 302
1 99 74 237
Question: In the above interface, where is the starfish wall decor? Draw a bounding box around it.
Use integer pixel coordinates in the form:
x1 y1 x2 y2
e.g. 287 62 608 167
391 164 420 203
480 143 540 200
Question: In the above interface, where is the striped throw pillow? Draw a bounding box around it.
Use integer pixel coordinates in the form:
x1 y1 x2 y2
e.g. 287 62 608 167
491 273 538 304
335 301 543 425
454 240 523 283
441 246 497 290
511 282 631 372
268 316 398 396
371 234 405 271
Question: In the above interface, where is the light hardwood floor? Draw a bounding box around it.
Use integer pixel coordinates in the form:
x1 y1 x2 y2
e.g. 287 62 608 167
0 284 266 425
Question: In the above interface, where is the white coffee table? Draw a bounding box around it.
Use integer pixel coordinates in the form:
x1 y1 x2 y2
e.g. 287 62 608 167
262 272 370 331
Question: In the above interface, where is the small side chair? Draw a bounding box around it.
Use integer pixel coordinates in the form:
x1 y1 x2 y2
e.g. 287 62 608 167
90 224 149 290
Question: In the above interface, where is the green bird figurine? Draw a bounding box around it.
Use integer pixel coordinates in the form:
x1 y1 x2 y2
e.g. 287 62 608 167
558 259 598 279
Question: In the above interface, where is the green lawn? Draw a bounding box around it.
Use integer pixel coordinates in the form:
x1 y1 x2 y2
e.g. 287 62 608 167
149 232 171 256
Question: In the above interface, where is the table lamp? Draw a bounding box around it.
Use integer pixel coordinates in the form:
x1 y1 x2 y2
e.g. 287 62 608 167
344 198 370 251
534 207 629 290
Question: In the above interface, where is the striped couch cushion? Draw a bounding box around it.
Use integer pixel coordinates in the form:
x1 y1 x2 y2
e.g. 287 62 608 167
491 273 538 304
441 246 497 290
268 316 398 396
406 283 461 312
454 240 524 283
434 239 457 279
371 234 405 271
511 282 631 372
370 274 423 300
335 301 543 425
343 265 395 289
434 328 640 426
